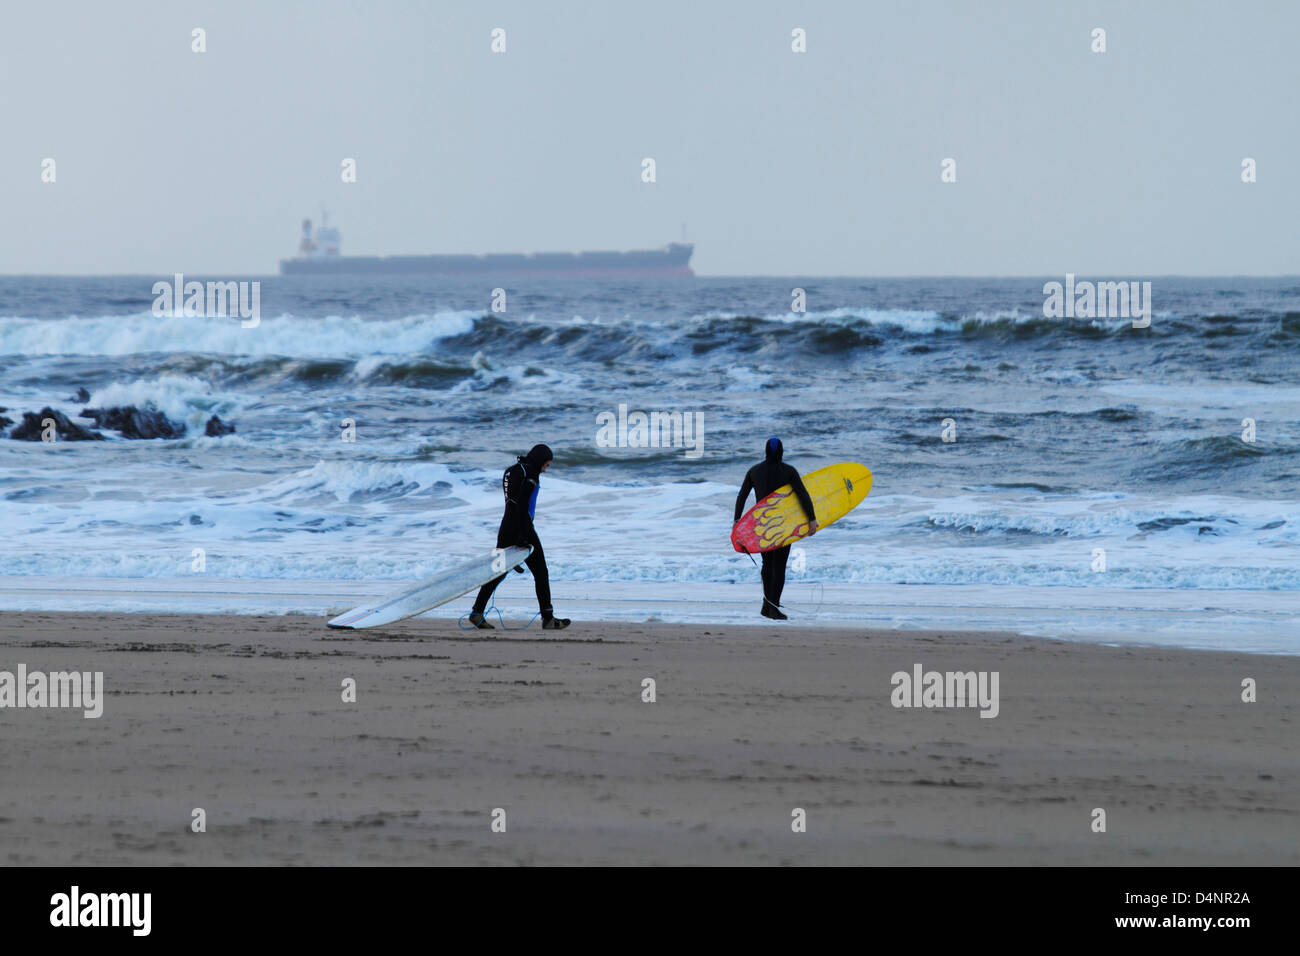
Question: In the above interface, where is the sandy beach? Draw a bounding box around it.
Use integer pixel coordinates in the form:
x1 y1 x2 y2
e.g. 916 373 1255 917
1 611 1295 866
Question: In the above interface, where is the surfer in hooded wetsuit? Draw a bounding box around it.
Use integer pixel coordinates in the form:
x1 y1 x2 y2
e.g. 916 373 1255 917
468 444 571 630
734 437 819 620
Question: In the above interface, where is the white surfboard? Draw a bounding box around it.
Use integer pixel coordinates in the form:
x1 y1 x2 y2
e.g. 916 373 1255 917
327 546 533 629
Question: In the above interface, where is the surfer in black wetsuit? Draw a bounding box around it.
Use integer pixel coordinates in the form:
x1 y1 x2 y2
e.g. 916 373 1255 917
734 437 819 620
468 444 571 630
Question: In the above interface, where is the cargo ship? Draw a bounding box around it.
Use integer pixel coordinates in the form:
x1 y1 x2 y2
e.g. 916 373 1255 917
280 217 694 277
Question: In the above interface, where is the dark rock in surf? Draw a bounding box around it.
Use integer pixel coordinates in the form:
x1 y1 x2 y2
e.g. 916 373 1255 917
70 387 90 403
9 407 104 441
204 415 236 437
81 404 185 440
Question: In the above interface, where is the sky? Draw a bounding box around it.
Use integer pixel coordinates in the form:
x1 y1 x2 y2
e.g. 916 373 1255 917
1 0 1297 276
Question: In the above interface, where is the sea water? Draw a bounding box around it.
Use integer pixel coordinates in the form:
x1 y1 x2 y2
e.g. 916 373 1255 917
1 275 1297 652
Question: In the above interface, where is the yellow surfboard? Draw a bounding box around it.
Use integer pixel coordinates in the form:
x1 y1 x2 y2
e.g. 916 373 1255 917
731 462 873 553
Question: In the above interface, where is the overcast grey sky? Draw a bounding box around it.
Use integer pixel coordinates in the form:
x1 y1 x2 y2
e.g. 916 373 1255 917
2 0 1296 276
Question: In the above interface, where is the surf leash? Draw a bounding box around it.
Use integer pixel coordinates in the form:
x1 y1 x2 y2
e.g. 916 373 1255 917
742 545 824 617
457 601 542 631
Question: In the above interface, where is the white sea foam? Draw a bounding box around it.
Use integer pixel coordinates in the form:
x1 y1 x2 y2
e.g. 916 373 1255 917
772 307 947 333
83 375 242 427
2 452 1296 596
0 310 479 358
691 307 945 331
691 307 1111 335
724 366 770 390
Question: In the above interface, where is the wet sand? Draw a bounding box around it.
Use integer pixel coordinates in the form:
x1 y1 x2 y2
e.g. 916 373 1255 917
1 612 1296 865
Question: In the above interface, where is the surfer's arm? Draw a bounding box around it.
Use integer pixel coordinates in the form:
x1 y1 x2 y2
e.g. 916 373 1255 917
503 467 538 543
508 496 536 542
790 473 818 527
734 472 754 523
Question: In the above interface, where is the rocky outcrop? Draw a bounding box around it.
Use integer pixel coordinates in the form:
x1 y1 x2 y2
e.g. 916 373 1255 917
204 415 236 437
6 401 232 441
9 408 104 441
80 404 186 440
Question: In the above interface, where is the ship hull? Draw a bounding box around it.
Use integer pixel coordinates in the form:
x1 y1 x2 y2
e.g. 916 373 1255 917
280 244 694 277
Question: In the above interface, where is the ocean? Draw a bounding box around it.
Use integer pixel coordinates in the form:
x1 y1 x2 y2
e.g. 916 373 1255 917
2 275 1298 652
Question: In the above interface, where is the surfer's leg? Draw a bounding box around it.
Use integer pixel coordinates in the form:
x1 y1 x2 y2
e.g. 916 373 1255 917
472 521 515 618
471 574 506 614
760 547 790 619
526 535 571 628
770 545 791 604
526 536 552 613
759 551 778 616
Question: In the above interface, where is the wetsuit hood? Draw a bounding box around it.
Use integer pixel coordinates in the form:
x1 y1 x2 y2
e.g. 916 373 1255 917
522 444 554 470
765 437 783 463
